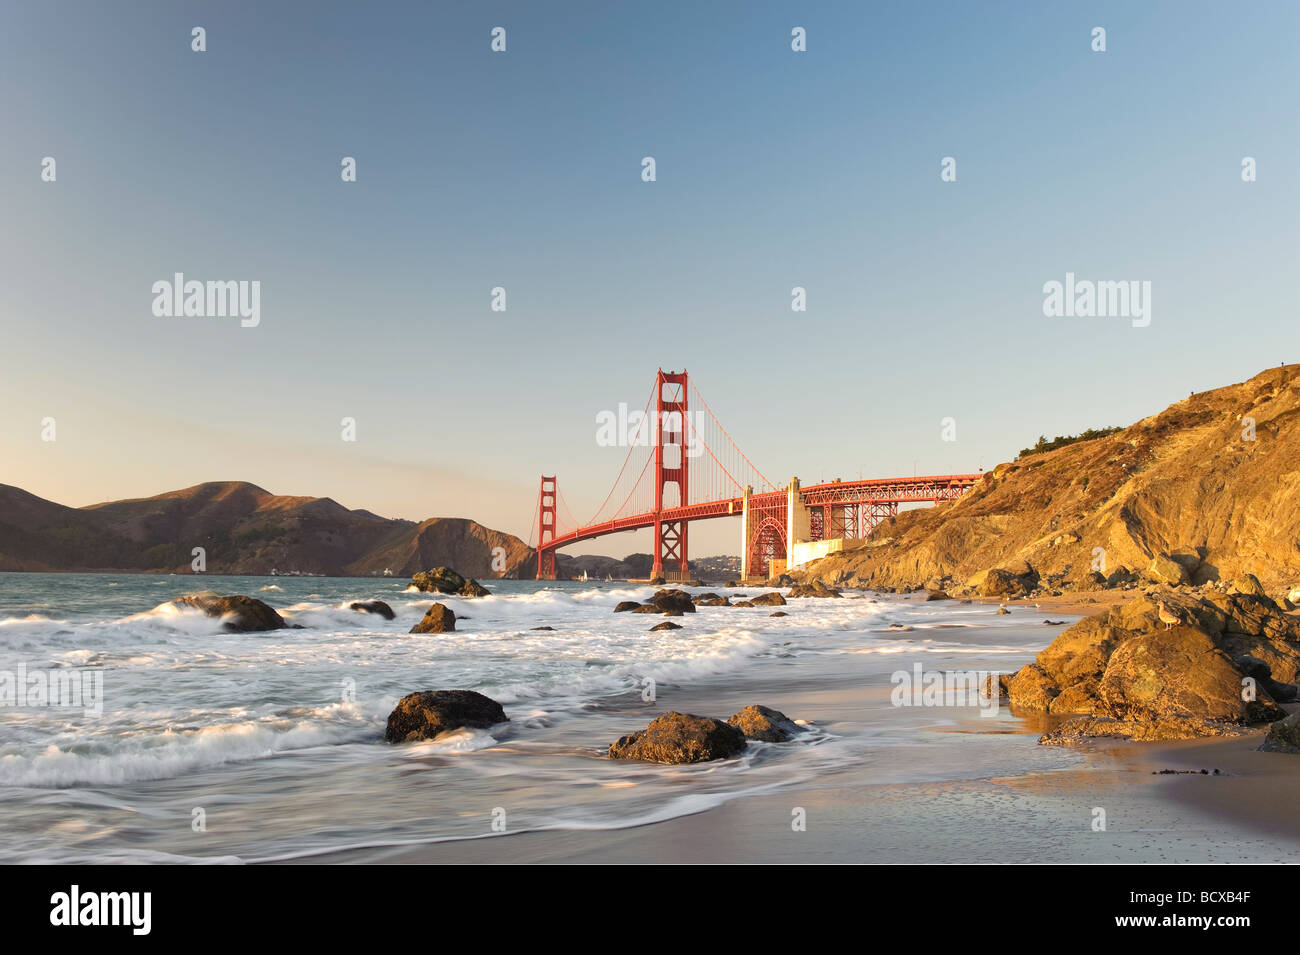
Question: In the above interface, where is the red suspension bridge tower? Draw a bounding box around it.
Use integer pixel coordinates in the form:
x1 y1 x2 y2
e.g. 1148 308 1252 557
536 475 557 579
652 369 689 581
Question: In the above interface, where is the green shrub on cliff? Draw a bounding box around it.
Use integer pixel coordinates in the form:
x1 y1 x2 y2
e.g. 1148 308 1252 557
1017 427 1121 460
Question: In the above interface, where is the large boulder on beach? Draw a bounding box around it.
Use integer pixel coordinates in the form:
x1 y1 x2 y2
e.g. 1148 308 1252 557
384 690 507 743
1144 553 1188 586
649 589 696 614
1258 713 1300 754
608 712 747 763
1035 613 1122 697
174 593 286 632
728 704 800 742
1097 627 1276 725
1008 664 1060 711
349 600 395 620
410 567 467 595
967 565 1038 598
1227 574 1267 597
749 591 787 607
410 603 456 633
1009 590 1295 742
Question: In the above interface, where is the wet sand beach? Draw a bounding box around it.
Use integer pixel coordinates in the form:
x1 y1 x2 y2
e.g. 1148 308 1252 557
316 648 1300 865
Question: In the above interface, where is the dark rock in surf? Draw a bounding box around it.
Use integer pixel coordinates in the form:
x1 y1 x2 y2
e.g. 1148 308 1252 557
349 600 395 620
458 579 491 597
384 690 507 743
174 593 286 632
608 712 746 764
410 567 467 595
728 704 800 742
410 603 456 633
649 589 696 614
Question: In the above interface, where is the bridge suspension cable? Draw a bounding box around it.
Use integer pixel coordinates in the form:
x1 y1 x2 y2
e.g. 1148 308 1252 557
572 374 778 531
690 380 776 493
581 379 658 528
555 488 581 538
607 449 656 525
525 480 541 549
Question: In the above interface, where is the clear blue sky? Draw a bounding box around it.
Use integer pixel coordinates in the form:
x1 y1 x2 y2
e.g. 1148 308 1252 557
2 1 1297 556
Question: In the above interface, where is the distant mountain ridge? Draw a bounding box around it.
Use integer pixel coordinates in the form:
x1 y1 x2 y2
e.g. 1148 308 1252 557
0 481 537 578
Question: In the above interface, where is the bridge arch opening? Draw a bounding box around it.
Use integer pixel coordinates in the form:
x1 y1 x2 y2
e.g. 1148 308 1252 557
749 518 786 579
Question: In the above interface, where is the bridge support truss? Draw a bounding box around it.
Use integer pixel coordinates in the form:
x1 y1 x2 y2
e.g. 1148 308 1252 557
809 501 900 541
738 478 972 580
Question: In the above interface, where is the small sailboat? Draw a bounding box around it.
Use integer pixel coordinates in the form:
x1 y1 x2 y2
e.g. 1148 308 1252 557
580 570 589 582
383 568 393 577
605 573 612 582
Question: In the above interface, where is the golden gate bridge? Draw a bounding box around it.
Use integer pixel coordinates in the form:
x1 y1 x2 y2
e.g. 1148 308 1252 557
531 369 981 581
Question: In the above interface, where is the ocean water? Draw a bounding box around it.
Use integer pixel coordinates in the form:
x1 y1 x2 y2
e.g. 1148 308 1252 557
0 572 1076 863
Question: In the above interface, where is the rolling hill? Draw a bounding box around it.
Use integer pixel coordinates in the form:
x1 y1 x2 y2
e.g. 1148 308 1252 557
0 481 537 577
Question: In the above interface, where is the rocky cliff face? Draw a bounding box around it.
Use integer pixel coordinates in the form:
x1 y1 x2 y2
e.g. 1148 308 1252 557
0 481 536 578
798 365 1300 596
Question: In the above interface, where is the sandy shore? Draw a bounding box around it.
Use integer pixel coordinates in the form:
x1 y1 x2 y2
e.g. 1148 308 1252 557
965 590 1131 617
330 735 1298 865
316 742 1300 866
303 617 1300 864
